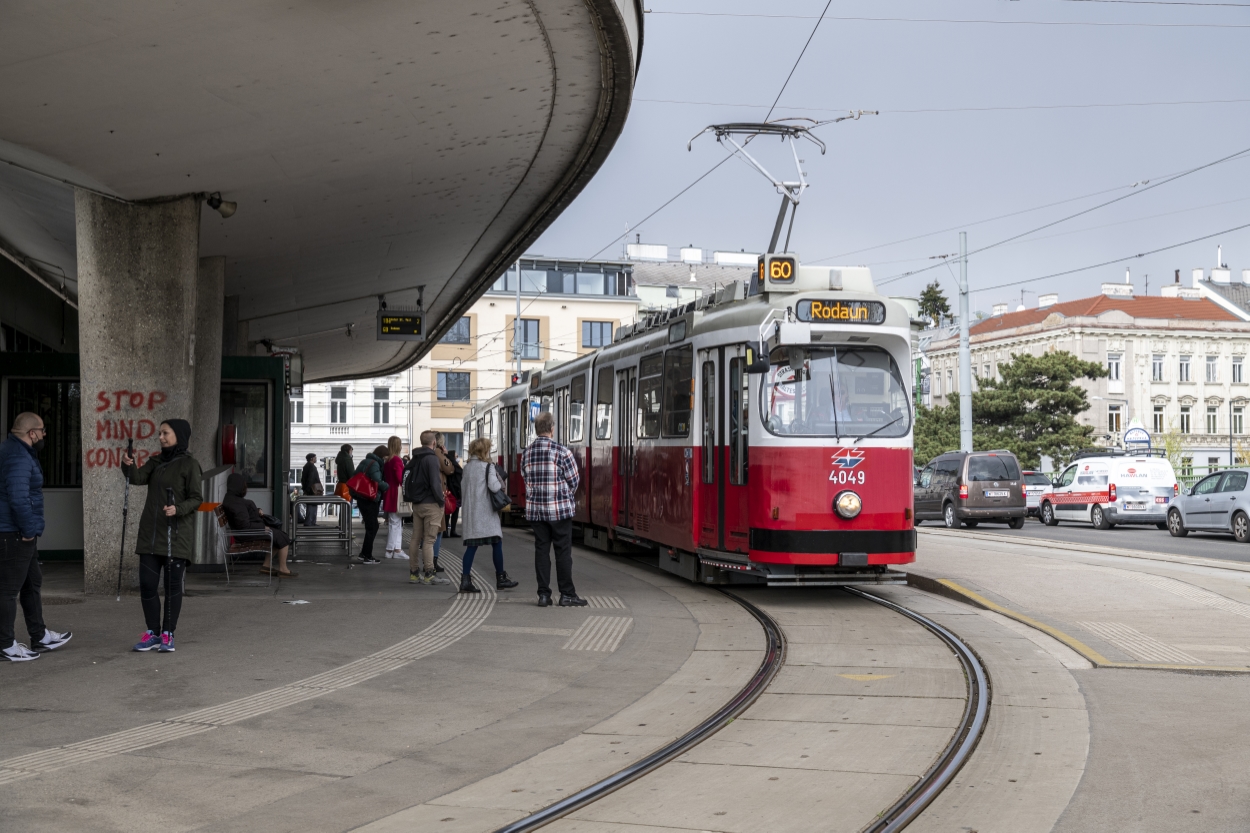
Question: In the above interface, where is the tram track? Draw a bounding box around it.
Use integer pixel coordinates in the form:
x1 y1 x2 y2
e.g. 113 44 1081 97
493 583 990 833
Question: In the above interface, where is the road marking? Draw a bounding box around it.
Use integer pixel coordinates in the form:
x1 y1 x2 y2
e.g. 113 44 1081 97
1077 621 1201 664
0 572 497 787
479 625 575 636
583 595 627 609
563 616 633 652
1174 644 1249 653
1121 572 1250 619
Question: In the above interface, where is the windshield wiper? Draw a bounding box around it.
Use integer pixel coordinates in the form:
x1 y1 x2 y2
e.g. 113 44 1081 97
826 367 840 440
852 415 903 445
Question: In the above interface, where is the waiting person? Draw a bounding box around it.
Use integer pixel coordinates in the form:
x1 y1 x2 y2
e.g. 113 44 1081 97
121 419 203 653
445 450 463 538
430 432 455 573
351 445 389 564
406 431 449 584
221 473 296 578
334 444 354 502
520 412 585 607
1 412 71 662
382 435 408 559
300 452 322 527
457 438 518 593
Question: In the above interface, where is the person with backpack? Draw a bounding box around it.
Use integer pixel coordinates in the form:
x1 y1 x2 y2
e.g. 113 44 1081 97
456 438 518 593
403 431 449 584
121 418 203 652
350 445 388 564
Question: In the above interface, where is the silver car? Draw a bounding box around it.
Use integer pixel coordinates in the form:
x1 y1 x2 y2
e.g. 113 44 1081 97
1167 469 1250 542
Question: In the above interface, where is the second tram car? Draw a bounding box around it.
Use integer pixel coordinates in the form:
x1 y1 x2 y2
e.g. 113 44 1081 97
467 257 918 586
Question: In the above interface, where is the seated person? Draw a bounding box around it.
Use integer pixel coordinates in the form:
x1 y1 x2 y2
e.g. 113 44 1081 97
222 473 297 578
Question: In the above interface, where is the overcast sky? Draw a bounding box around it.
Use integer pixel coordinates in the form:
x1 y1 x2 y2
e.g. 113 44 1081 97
530 0 1250 312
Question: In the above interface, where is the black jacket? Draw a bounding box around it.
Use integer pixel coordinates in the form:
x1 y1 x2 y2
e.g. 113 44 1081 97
301 462 321 494
447 458 463 500
335 450 355 484
222 474 264 531
404 448 445 507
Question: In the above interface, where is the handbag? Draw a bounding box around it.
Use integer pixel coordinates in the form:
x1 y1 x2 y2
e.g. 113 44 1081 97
311 483 324 496
444 491 459 515
345 472 379 501
334 482 352 502
486 463 511 512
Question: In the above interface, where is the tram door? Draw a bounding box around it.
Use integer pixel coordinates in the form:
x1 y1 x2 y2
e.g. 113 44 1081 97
698 348 721 550
615 367 637 527
725 345 751 553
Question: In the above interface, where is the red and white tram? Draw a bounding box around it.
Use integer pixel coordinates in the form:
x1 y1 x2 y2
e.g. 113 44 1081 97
466 256 917 585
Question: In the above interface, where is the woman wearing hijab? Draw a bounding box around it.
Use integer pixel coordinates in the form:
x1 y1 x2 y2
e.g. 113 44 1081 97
381 436 407 559
352 445 389 564
457 438 518 593
120 419 202 653
221 473 296 578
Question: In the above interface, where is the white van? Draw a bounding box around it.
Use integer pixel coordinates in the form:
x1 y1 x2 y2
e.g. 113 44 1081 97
1039 451 1178 530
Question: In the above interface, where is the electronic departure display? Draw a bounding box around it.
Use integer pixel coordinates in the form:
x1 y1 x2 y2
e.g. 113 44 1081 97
796 299 886 324
377 310 424 341
758 254 797 284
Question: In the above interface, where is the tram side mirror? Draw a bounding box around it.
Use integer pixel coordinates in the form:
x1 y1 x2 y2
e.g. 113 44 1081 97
744 343 770 374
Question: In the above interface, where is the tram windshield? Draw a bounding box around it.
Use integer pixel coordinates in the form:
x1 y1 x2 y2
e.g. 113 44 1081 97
762 345 911 439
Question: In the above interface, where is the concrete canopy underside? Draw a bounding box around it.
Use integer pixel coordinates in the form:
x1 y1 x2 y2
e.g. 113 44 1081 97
0 0 641 380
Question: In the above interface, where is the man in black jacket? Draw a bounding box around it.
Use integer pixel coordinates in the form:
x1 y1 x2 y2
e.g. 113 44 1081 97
405 431 447 585
445 450 463 537
300 453 322 527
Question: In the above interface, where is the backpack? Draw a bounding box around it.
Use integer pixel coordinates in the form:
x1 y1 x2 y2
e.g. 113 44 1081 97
403 455 428 503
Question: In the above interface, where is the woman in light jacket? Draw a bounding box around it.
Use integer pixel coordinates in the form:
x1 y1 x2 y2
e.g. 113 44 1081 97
381 436 407 559
457 437 519 593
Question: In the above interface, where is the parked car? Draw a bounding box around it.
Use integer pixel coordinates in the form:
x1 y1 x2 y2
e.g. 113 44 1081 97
914 450 1027 529
1167 469 1250 542
1039 450 1177 530
1023 470 1051 516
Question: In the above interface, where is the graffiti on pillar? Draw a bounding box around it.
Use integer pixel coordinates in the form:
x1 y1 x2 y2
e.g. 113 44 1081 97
85 389 168 468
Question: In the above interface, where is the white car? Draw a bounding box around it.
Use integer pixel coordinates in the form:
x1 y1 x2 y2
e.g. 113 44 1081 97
1039 452 1178 530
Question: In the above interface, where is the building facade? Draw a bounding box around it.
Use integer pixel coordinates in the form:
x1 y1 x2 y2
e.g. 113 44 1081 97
927 290 1250 473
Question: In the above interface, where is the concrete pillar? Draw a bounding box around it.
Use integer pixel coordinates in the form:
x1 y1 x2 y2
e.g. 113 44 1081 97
192 256 225 468
75 191 200 594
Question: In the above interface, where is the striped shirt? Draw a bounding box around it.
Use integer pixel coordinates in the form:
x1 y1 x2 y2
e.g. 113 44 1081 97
521 436 579 522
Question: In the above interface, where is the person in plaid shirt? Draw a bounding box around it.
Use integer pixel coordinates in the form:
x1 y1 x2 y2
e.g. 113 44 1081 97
521 412 587 607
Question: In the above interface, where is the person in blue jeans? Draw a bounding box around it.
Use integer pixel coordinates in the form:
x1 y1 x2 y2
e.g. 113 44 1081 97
0 412 72 662
456 438 518 593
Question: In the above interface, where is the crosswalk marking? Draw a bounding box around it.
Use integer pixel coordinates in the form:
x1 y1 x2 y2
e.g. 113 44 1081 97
583 596 627 609
563 616 633 652
1078 621 1201 664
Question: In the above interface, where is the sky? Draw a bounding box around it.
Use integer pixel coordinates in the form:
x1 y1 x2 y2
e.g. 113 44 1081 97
530 0 1250 314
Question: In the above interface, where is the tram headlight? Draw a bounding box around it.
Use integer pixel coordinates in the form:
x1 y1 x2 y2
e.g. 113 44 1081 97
834 490 862 519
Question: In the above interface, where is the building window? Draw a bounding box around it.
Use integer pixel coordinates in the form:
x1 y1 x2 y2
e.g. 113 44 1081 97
441 317 471 345
1180 406 1191 434
515 319 540 360
982 362 991 379
1179 355 1191 382
1108 405 1122 433
1235 357 1244 384
1235 406 1244 435
1180 456 1193 477
1207 406 1218 434
290 397 304 424
1152 354 1164 382
330 386 347 424
437 372 470 401
1107 353 1122 382
1206 355 1219 383
1209 456 1222 474
582 321 614 348
1153 405 1165 433
947 369 953 394
373 388 390 424
932 372 941 397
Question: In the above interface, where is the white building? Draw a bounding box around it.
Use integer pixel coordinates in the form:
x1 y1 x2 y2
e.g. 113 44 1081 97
927 286 1250 475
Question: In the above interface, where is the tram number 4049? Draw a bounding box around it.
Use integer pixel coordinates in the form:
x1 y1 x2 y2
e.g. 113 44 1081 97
829 469 866 485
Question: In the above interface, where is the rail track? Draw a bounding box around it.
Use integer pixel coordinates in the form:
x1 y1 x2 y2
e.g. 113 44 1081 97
494 584 989 833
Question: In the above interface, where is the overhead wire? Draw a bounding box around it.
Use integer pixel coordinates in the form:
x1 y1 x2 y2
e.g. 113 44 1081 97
645 10 1250 28
634 97 1250 115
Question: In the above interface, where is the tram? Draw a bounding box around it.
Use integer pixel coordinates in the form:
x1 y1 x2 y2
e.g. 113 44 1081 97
467 254 919 586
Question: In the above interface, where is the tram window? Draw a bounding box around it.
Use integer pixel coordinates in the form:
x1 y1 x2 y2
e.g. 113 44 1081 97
701 361 716 483
595 366 613 440
555 387 570 444
729 358 748 485
638 354 664 438
485 409 494 449
570 374 586 443
662 345 694 437
761 345 911 439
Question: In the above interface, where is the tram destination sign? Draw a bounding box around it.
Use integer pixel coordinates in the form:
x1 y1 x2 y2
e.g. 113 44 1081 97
796 299 886 325
377 310 424 341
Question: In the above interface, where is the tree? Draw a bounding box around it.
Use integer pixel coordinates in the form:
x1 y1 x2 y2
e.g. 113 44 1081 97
918 280 951 327
913 350 1106 468
971 351 1107 469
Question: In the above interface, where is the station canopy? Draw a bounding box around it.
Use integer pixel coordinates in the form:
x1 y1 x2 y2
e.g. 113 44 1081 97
0 1 641 380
